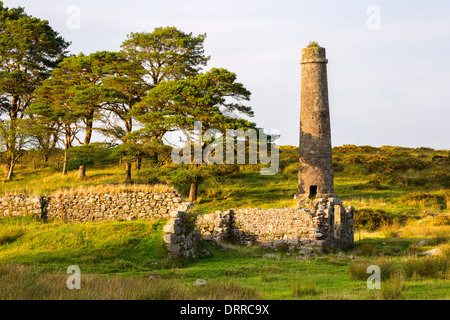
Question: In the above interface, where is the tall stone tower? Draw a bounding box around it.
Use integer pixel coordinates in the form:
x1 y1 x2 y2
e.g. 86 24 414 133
298 44 335 199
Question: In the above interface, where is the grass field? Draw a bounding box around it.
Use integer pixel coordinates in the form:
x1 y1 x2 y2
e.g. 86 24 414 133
0 216 448 300
0 145 449 300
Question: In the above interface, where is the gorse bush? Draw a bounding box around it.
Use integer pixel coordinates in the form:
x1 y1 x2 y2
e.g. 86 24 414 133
427 215 450 226
399 192 447 210
282 162 298 178
354 209 394 231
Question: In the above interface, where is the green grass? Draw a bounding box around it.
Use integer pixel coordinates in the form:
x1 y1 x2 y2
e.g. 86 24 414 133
0 217 169 273
0 264 259 300
0 145 449 299
1 217 449 299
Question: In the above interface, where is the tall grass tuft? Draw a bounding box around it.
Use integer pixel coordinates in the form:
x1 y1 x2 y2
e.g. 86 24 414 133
428 231 449 246
357 242 376 256
381 223 401 238
259 268 270 283
403 255 449 279
380 273 405 300
349 258 398 281
291 279 318 298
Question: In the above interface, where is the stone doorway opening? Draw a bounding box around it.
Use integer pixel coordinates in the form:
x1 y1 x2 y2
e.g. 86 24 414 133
309 185 318 198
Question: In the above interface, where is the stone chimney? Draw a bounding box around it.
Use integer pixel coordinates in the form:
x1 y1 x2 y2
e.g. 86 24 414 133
298 44 335 199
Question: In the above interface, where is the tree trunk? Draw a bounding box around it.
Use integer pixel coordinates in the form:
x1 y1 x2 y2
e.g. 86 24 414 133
136 157 141 171
125 162 132 183
189 182 198 202
5 154 13 180
78 164 86 179
5 163 10 180
61 149 67 177
6 161 14 181
78 116 93 180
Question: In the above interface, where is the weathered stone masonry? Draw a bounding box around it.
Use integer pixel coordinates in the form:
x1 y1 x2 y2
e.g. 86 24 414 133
163 209 202 259
0 192 183 222
0 192 354 256
298 45 335 199
0 195 44 219
197 197 354 249
0 192 201 258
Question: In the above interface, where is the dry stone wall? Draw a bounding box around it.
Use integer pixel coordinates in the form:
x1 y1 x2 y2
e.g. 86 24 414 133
0 195 45 219
0 192 355 256
0 192 183 222
47 192 182 222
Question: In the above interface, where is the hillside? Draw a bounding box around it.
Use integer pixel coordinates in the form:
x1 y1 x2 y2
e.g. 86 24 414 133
0 145 448 300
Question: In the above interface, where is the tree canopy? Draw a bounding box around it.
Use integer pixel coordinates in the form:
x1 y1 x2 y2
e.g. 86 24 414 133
0 1 70 179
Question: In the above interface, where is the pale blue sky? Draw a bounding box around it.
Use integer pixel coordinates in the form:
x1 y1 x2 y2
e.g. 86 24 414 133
5 0 450 149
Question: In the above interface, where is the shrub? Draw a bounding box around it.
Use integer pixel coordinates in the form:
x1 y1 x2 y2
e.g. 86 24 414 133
307 41 319 47
332 161 345 173
431 169 450 188
355 178 388 190
361 155 391 174
183 211 199 234
428 216 450 226
354 209 394 231
334 145 364 153
343 154 365 165
135 168 170 184
282 162 298 178
432 155 448 165
399 192 447 210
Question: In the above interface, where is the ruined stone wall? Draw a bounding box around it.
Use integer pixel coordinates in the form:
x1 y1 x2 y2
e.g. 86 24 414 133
163 210 202 259
0 193 355 255
0 195 45 219
0 192 183 222
197 198 354 249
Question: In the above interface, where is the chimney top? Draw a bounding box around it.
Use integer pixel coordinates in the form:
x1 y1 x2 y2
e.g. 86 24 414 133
300 45 327 64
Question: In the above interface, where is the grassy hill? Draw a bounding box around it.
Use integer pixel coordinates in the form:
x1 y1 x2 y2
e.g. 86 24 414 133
0 145 448 300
